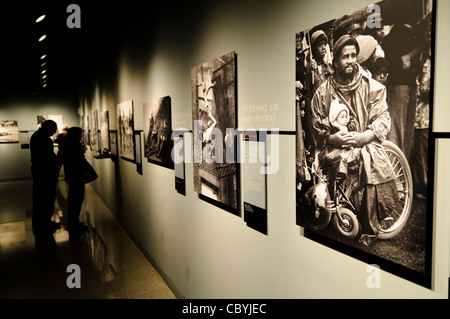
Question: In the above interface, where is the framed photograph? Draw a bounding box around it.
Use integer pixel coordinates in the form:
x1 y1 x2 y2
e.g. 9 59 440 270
295 0 434 288
117 100 135 161
100 111 110 152
143 96 174 169
0 120 19 143
83 115 89 146
110 130 118 157
191 51 239 215
90 109 99 152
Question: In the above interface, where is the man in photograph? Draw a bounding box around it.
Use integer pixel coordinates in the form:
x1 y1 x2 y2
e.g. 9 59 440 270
310 35 402 245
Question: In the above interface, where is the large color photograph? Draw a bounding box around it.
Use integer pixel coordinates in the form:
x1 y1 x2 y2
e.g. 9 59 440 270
191 52 239 215
295 0 434 287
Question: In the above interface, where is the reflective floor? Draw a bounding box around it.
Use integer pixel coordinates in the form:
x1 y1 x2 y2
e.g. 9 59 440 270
0 179 176 299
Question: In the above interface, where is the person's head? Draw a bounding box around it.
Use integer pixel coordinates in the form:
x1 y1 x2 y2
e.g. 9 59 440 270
333 35 360 81
356 35 378 69
329 99 349 128
372 58 389 85
41 120 58 137
311 30 328 61
61 124 69 132
296 32 304 52
67 127 83 142
335 109 349 127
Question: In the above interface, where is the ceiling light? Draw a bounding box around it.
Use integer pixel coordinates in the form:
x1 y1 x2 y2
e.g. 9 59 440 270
36 15 46 23
41 70 47 74
39 35 47 42
43 83 48 88
41 62 47 67
42 74 47 79
40 54 46 60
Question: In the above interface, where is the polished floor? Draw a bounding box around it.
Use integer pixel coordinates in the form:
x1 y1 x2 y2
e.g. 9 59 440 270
0 179 176 299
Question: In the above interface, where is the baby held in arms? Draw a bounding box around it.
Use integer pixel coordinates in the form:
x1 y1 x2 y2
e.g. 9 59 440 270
321 99 361 183
329 99 350 134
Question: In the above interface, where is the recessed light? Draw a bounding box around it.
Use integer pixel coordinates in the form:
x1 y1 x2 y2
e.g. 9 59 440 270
39 35 47 42
40 54 46 60
41 70 47 74
36 15 46 23
41 62 47 67
42 74 47 79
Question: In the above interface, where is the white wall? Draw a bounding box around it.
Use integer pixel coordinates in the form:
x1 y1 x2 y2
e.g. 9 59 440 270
0 97 79 180
81 0 449 298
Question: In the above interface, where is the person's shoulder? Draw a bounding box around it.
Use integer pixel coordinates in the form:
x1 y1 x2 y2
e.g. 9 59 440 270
30 129 42 139
315 78 332 96
368 76 386 93
360 70 386 92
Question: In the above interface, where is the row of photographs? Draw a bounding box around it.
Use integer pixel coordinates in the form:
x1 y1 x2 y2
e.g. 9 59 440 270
90 0 434 290
0 115 64 143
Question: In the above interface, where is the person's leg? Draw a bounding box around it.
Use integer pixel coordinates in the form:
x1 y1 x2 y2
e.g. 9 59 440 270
67 182 86 231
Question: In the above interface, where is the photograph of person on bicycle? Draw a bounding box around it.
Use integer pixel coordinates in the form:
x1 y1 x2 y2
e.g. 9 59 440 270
310 34 403 246
295 0 434 286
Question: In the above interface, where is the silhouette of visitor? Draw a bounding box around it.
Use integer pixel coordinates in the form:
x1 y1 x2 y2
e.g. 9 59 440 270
56 124 69 175
30 120 61 234
63 127 89 234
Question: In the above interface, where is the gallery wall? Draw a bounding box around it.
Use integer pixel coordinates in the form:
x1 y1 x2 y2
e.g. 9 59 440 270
0 96 79 181
66 0 450 298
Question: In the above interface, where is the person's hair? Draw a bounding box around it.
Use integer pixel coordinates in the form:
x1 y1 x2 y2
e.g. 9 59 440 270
67 126 82 137
66 127 83 145
373 57 389 74
332 35 360 69
41 120 57 130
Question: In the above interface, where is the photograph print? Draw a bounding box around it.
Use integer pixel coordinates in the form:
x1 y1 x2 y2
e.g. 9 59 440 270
90 109 99 152
295 0 434 287
0 120 19 143
83 115 89 146
117 100 135 161
100 111 110 152
143 96 173 169
191 51 239 215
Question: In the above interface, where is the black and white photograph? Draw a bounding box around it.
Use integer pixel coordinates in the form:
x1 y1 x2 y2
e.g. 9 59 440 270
295 0 434 287
191 51 239 215
0 120 19 143
37 114 63 141
83 115 89 146
90 109 99 152
100 111 110 152
117 100 135 161
143 96 173 169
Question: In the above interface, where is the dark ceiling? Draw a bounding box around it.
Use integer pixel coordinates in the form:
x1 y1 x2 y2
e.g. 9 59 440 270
0 1 204 103
1 2 79 99
0 1 128 102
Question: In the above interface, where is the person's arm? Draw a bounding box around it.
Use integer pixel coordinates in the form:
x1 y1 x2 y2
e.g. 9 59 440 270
341 130 376 148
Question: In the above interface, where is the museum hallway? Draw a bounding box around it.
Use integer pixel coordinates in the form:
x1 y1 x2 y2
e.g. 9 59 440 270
0 179 177 299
